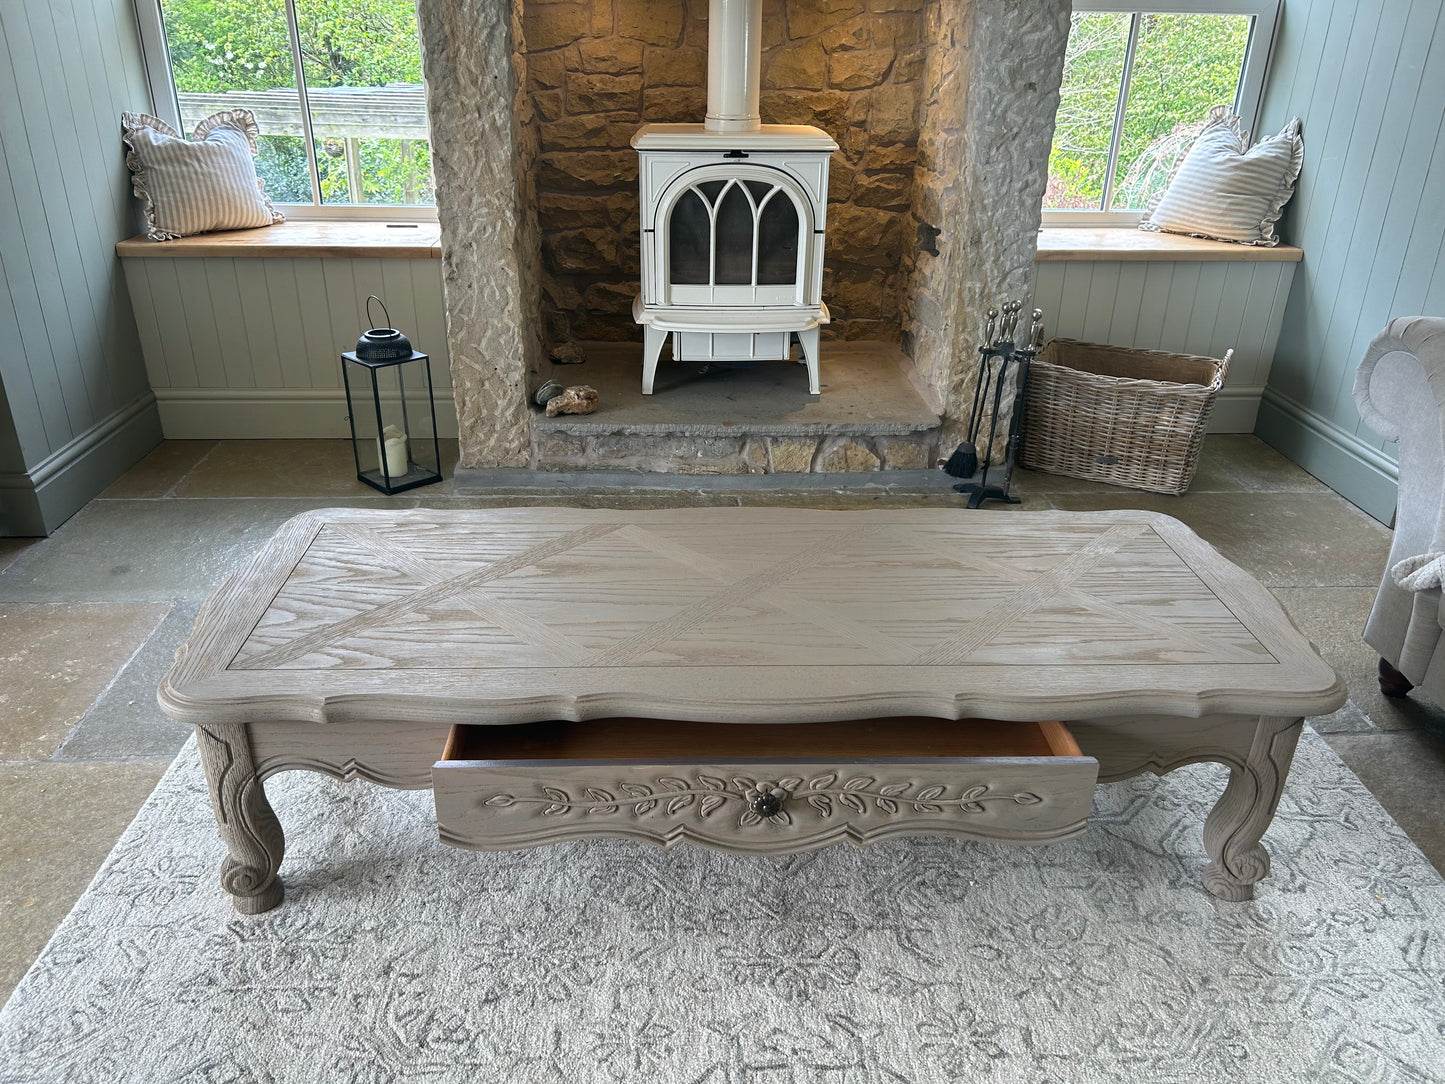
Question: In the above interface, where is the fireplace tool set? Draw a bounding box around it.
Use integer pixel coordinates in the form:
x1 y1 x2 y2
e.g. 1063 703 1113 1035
942 301 1046 508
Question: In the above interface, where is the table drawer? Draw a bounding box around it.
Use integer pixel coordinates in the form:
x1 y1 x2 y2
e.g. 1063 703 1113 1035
434 717 1098 855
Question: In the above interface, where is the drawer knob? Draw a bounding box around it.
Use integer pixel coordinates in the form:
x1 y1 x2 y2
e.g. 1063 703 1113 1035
749 792 783 818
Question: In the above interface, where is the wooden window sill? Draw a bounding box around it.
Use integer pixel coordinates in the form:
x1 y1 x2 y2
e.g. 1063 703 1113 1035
1036 227 1302 263
115 220 442 259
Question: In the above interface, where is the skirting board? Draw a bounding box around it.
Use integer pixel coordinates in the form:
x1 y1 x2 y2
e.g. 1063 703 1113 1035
154 389 460 440
0 393 163 536
1254 388 1399 525
1208 386 1264 434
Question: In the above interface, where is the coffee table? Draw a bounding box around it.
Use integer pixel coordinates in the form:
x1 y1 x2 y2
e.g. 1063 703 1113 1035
159 507 1345 913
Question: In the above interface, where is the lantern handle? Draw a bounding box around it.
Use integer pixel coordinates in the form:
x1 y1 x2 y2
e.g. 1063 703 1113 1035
365 295 392 332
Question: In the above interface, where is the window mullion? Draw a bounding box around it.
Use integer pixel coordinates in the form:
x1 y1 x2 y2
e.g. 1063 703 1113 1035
132 0 183 131
283 0 324 207
1101 12 1142 212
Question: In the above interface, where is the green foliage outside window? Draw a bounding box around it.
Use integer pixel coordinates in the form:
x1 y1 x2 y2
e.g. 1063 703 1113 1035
1046 11 1250 211
159 0 433 206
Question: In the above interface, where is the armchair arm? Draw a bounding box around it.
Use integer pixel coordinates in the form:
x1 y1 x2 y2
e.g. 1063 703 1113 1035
1353 316 1445 555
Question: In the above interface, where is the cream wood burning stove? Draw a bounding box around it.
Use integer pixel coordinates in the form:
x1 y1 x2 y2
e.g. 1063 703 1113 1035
633 0 836 395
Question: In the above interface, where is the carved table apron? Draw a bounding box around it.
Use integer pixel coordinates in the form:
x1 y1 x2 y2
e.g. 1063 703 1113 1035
158 507 1346 913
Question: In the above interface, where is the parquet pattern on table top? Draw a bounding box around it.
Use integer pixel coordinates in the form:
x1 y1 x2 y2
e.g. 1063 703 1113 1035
229 517 1274 672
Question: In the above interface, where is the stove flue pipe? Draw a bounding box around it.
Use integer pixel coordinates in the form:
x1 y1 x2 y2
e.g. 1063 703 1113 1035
705 0 763 132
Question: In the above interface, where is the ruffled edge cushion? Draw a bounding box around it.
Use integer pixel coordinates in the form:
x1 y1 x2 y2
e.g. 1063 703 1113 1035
1140 105 1304 247
121 108 284 242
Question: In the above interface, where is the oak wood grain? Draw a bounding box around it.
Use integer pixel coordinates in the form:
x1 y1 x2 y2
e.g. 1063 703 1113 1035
1036 227 1304 263
116 220 442 260
159 508 1345 727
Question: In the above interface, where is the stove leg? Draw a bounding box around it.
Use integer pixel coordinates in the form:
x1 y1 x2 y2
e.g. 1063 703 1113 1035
798 327 820 394
642 325 667 394
1202 714 1302 901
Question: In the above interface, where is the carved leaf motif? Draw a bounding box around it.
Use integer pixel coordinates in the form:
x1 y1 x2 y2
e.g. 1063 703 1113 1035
1014 792 1042 805
658 777 689 792
635 800 658 814
667 794 695 814
961 784 988 801
740 811 763 827
697 774 727 791
484 794 515 807
620 783 653 798
839 793 866 814
586 787 615 803
961 802 985 814
912 802 943 813
807 794 832 816
542 804 567 816
808 772 838 790
844 777 875 791
543 786 570 804
699 795 725 817
778 777 803 791
731 777 756 792
876 797 898 814
915 785 945 800
879 783 910 797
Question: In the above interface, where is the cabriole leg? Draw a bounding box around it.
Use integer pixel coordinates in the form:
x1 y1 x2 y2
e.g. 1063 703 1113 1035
798 327 821 394
1202 715 1302 901
641 325 667 395
195 722 285 914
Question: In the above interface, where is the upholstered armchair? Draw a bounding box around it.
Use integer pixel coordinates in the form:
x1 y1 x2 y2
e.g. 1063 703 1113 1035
1353 316 1445 703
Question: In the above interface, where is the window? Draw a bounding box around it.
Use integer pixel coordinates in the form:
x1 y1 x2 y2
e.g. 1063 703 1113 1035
1043 0 1278 225
134 0 435 217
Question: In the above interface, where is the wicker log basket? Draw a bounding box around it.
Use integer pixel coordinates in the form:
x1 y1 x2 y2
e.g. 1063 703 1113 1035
1020 339 1231 495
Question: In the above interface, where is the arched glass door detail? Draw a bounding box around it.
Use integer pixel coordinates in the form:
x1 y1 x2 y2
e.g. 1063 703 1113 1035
660 173 808 304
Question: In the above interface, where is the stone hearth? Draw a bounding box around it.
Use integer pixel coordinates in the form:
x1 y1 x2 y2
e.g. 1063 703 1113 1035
415 0 1071 473
531 341 939 473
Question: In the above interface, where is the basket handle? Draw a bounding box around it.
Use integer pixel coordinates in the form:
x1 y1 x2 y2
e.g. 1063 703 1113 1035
1212 349 1233 390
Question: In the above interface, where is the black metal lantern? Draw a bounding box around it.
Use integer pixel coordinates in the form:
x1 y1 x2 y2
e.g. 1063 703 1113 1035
342 297 442 495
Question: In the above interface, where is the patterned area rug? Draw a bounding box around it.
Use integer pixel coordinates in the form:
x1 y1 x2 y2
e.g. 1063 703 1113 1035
3 729 1444 1083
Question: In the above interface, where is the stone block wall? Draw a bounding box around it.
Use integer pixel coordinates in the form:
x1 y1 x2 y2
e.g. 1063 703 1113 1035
903 0 1070 451
521 0 927 345
532 425 940 473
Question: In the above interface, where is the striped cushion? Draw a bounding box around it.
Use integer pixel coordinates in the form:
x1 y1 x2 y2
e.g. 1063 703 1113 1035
1140 106 1303 247
121 110 284 241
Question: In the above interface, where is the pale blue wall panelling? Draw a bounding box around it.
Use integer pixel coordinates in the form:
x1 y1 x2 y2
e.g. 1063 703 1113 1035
1032 259 1295 433
121 255 456 439
1255 0 1445 522
0 0 161 534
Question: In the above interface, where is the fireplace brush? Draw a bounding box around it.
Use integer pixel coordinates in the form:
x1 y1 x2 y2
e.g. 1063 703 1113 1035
942 301 1045 509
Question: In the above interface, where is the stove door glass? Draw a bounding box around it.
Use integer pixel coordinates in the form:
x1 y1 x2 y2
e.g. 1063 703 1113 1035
756 191 800 286
714 183 755 285
668 189 710 285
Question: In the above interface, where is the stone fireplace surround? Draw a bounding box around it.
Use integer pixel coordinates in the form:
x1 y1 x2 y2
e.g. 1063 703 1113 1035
415 0 1070 473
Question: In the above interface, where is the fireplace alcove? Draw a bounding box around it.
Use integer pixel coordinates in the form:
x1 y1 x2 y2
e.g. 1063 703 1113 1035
413 0 1072 477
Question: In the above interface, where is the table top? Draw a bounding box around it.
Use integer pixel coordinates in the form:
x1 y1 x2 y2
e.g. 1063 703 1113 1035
159 508 1346 726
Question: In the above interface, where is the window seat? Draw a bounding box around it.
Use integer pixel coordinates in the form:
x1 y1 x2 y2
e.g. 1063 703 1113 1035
115 220 441 260
1037 227 1302 263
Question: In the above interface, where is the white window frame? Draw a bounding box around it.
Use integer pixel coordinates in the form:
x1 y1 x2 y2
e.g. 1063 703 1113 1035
1043 0 1281 227
130 0 436 221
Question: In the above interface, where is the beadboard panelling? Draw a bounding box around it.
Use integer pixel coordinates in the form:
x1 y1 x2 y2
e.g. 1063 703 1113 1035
1032 259 1294 432
0 0 161 534
1252 0 1445 522
123 255 457 439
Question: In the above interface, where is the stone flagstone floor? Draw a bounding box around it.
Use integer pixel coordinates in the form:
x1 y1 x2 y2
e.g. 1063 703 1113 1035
1 434 1442 1003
